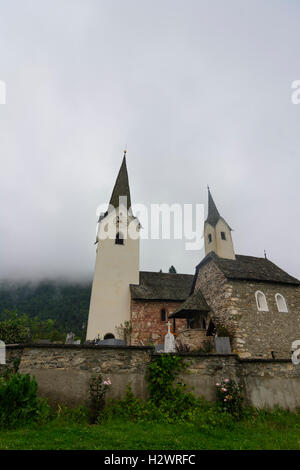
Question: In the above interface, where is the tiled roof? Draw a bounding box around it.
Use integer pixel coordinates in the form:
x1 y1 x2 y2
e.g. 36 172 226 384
196 252 300 286
130 271 194 301
169 288 210 318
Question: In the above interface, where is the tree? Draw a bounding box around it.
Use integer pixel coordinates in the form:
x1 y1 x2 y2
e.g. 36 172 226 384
168 266 177 274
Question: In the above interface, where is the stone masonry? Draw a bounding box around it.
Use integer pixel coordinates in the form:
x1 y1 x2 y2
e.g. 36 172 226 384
195 258 300 359
230 280 300 359
1 344 300 410
131 300 186 346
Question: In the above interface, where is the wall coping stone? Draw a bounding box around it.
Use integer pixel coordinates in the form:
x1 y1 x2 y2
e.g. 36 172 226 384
152 352 239 358
237 357 292 363
6 343 155 351
4 345 294 365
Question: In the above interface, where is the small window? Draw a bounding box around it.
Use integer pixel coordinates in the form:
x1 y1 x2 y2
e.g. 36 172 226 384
115 232 124 245
161 308 166 322
221 231 226 240
202 317 206 330
275 294 288 313
208 234 212 244
255 291 269 312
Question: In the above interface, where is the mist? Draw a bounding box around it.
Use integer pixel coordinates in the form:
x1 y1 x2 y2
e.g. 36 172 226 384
0 0 300 282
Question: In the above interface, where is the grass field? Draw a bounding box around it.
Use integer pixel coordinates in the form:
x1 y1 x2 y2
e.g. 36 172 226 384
0 413 300 450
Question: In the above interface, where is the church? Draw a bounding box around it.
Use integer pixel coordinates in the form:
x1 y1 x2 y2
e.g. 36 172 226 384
86 154 300 359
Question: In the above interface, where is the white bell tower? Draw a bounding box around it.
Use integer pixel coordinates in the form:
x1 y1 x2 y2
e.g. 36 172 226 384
86 153 140 341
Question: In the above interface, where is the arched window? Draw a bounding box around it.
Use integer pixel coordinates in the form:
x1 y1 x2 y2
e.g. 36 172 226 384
161 308 166 322
104 333 115 339
255 291 269 312
115 232 124 245
275 293 288 313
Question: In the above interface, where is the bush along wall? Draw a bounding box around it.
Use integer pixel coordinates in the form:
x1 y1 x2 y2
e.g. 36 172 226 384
96 354 243 425
0 372 50 428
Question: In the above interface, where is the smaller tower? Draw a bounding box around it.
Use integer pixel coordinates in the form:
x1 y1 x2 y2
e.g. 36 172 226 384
204 188 235 260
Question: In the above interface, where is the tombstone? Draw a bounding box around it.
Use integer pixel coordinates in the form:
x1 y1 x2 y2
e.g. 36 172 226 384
0 340 5 365
164 321 176 353
65 332 75 344
214 336 231 354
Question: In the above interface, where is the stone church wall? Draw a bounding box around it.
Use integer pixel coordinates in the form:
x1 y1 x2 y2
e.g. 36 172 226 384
195 260 233 323
2 344 300 411
194 260 238 345
230 280 300 359
194 259 300 359
130 300 186 346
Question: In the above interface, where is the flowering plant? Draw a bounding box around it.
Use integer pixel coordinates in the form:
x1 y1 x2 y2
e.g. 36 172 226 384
89 374 111 423
216 378 243 417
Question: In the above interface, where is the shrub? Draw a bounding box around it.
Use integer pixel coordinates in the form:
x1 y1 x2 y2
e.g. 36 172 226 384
0 315 30 344
147 354 187 405
0 373 50 428
216 378 243 417
100 356 244 426
101 384 236 426
100 385 199 424
101 353 206 425
0 310 66 345
88 374 111 423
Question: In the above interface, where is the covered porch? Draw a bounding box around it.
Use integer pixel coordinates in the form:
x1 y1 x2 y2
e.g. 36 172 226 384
169 288 214 351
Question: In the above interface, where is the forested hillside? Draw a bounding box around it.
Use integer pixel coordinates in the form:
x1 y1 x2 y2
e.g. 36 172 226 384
0 280 92 337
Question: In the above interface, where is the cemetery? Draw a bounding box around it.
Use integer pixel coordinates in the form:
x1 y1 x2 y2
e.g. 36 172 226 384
2 322 300 411
1 332 300 449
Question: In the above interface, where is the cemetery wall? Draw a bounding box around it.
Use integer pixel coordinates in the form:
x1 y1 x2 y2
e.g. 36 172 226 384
1 344 300 410
0 344 24 375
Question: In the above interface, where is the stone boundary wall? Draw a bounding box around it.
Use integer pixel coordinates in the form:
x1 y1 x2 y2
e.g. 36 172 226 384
1 344 300 410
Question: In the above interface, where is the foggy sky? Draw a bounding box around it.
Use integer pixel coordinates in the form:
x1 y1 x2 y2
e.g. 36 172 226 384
0 0 300 282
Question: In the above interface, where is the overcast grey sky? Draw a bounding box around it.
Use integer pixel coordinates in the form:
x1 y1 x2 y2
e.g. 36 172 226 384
0 0 299 281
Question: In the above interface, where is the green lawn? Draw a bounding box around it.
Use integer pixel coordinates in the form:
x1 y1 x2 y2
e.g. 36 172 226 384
0 415 300 450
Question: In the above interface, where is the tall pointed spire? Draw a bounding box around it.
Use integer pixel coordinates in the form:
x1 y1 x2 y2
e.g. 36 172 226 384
206 187 221 227
109 151 131 211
